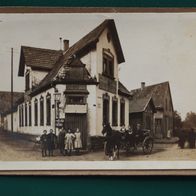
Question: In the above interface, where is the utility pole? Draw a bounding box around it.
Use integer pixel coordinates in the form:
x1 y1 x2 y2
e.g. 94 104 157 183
11 48 13 133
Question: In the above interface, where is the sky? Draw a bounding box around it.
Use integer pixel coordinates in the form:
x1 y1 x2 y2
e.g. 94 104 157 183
0 13 196 120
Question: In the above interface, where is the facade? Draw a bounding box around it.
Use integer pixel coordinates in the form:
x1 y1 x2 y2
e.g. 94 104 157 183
0 91 24 131
3 19 130 149
129 97 156 131
130 82 174 138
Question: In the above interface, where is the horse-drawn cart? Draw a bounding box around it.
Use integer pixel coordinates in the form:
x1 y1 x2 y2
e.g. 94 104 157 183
102 124 154 160
122 129 154 155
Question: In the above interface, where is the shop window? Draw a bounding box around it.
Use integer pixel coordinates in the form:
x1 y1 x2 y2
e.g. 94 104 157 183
103 93 110 125
40 96 44 126
46 93 51 126
34 99 38 126
66 96 85 105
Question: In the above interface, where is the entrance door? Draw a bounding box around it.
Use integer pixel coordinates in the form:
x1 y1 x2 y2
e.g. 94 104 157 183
64 114 87 149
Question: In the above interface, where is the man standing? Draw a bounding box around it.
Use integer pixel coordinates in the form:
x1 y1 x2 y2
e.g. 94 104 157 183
58 128 66 155
47 129 57 156
188 128 195 149
40 130 48 157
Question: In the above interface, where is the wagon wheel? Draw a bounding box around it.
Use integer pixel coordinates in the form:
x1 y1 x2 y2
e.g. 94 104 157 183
142 137 153 155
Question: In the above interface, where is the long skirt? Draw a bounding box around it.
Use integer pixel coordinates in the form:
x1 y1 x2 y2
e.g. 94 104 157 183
65 140 74 150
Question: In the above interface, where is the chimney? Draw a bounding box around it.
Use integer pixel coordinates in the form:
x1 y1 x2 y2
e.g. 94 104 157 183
63 39 69 51
141 82 145 90
59 37 62 50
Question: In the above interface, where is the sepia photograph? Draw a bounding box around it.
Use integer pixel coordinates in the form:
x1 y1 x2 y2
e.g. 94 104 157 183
0 10 196 174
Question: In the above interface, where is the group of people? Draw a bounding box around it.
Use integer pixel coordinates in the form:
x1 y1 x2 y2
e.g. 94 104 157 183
178 128 196 149
40 128 82 157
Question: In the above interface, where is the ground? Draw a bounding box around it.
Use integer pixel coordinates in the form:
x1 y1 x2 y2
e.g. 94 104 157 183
0 131 195 161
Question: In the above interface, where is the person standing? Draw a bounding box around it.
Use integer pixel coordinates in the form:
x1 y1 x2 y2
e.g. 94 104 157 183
47 129 57 156
74 128 82 155
40 130 48 157
188 128 195 149
64 129 75 156
58 128 66 155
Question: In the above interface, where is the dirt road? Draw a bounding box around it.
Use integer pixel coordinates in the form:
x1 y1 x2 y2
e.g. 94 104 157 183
0 131 196 161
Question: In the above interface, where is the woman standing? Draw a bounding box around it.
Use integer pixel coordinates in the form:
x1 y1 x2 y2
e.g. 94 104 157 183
64 129 75 156
74 128 82 155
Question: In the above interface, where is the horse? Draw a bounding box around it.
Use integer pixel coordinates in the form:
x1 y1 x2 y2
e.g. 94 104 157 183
102 124 122 160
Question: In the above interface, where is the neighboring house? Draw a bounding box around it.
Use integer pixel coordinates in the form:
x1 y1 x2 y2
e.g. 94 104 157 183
0 91 24 131
129 96 156 131
130 82 174 138
4 19 130 149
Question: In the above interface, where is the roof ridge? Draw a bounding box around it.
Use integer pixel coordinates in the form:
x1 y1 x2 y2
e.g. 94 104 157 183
130 81 169 92
0 91 24 94
21 45 61 53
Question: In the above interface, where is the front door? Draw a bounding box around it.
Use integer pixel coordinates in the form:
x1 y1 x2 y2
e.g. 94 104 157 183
155 119 163 138
64 114 87 149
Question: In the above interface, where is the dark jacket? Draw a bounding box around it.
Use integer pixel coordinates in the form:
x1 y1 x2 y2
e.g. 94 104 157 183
40 134 47 149
47 133 57 150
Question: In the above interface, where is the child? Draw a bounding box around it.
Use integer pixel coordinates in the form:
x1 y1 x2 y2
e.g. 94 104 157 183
74 128 82 155
64 129 75 156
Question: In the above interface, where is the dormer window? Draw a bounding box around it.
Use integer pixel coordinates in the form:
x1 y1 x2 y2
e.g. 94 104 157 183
102 49 114 79
25 70 30 91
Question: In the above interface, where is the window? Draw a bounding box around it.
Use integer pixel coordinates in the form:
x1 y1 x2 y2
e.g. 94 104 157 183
112 97 118 126
102 51 114 78
25 103 27 126
103 94 110 125
34 99 38 126
66 96 85 105
165 98 167 111
29 102 32 126
21 104 24 127
19 106 22 127
120 99 125 126
46 93 51 126
40 96 44 126
25 70 30 91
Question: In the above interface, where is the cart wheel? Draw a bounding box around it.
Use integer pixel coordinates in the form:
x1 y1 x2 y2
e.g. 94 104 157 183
142 138 153 154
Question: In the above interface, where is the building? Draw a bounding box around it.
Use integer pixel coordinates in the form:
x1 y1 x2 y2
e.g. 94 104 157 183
3 19 130 149
130 82 174 138
0 91 24 131
129 96 156 131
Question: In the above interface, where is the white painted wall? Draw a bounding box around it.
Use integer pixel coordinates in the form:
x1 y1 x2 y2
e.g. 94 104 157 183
16 84 66 136
87 85 97 136
5 111 18 132
31 70 48 88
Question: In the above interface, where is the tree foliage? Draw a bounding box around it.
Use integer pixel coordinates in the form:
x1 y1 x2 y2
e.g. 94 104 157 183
183 111 196 128
173 110 182 129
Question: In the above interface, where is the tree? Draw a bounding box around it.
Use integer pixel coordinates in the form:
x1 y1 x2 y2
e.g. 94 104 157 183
173 110 182 129
183 111 196 128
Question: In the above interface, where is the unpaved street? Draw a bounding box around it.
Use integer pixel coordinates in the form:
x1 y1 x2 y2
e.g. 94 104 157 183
0 131 196 161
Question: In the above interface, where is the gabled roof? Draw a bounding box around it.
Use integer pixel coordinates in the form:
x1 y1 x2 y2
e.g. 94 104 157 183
130 81 174 111
63 19 125 64
118 81 130 97
18 46 63 76
0 91 24 115
129 97 155 113
29 19 125 96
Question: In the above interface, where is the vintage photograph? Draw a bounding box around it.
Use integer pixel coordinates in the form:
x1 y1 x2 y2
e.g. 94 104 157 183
0 11 196 172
